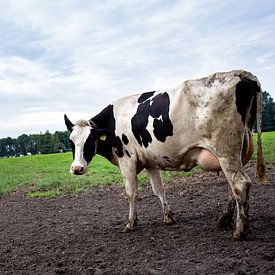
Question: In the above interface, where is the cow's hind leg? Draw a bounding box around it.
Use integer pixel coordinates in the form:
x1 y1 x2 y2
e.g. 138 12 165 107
218 186 236 230
219 158 252 240
146 169 175 224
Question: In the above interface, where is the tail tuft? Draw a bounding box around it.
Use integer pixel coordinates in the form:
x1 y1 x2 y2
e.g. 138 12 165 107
256 88 266 183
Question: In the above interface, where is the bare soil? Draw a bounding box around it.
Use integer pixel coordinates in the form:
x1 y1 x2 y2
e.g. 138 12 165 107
0 163 274 275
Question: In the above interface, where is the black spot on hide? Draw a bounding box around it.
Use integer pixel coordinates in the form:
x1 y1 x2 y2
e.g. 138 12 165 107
235 78 258 128
91 104 125 159
131 92 173 148
70 141 75 160
114 136 124 158
125 150 131 158
83 134 96 163
138 91 155 103
122 134 129 145
163 155 172 163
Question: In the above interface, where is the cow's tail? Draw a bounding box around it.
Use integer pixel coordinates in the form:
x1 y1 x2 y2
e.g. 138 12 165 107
256 85 266 183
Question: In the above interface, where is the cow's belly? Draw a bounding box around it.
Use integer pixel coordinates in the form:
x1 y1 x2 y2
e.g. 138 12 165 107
140 147 221 171
132 128 253 172
153 147 221 172
142 142 253 172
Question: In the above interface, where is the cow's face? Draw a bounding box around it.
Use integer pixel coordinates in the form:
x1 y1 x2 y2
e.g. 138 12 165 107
64 115 97 175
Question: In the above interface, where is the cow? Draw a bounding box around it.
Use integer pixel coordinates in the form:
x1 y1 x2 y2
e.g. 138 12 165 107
64 70 266 240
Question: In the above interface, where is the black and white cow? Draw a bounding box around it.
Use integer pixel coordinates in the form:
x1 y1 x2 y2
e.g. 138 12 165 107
65 70 266 240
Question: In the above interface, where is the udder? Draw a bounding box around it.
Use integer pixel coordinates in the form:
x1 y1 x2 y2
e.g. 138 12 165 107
182 147 221 171
185 133 254 172
196 149 221 171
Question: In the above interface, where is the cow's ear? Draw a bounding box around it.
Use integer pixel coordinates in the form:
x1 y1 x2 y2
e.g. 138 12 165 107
64 114 74 132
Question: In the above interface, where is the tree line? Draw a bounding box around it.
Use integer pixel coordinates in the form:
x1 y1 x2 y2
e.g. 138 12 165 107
0 91 274 157
262 91 275 132
0 131 70 157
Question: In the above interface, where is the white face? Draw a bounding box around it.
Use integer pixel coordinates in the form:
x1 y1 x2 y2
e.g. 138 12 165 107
69 125 94 175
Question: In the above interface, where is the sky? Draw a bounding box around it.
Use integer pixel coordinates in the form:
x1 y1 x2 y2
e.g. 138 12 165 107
0 0 275 138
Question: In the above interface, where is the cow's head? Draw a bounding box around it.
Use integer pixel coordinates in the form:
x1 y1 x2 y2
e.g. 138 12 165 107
64 114 107 175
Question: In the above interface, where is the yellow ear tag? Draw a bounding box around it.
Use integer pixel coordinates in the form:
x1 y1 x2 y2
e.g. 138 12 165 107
100 134 107 141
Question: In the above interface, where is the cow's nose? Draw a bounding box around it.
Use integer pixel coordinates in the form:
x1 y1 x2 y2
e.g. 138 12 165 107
72 166 84 175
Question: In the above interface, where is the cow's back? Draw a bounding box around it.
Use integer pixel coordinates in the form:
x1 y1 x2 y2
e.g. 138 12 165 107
111 70 259 169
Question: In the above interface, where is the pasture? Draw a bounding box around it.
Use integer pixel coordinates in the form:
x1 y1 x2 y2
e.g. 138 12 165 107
0 131 274 198
0 150 194 198
0 132 274 274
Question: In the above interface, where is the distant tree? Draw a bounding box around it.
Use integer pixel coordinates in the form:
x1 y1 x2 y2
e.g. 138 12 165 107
51 132 65 153
28 135 39 155
0 139 7 157
54 131 70 151
0 137 17 157
262 91 275 131
0 140 5 157
17 134 29 155
0 130 71 157
38 131 54 154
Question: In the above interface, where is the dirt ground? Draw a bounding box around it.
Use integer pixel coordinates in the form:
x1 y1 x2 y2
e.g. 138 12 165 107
0 163 274 275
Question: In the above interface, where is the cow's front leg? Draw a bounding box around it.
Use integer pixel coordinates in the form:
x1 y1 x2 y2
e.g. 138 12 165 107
146 169 175 225
123 176 138 232
120 163 138 232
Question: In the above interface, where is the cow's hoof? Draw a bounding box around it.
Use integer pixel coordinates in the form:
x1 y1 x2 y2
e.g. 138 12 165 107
133 218 139 227
233 232 245 241
233 229 250 241
123 222 138 233
217 215 234 230
122 216 138 233
123 225 133 233
164 212 176 225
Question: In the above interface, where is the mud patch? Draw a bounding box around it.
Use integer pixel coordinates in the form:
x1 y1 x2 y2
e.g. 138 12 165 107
0 163 274 274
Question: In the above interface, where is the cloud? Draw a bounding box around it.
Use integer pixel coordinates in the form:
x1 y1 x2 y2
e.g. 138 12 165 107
0 0 275 137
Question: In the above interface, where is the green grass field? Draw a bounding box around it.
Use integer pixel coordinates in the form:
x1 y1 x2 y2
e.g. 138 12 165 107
252 131 275 163
0 152 193 198
0 131 274 198
0 153 121 197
